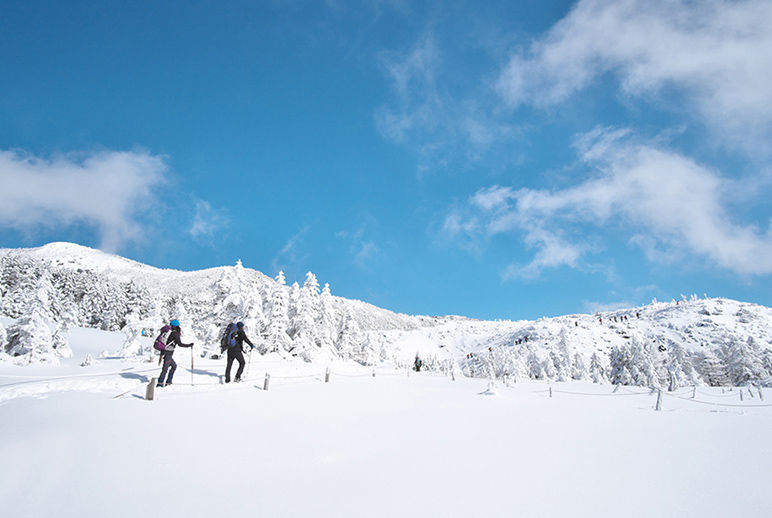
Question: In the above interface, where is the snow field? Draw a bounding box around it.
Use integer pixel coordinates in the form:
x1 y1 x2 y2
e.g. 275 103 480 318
2 352 772 517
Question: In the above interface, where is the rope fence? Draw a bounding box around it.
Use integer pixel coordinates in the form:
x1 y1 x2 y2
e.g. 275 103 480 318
5 361 770 412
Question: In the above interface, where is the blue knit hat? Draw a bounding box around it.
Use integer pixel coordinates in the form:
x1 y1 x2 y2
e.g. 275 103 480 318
170 319 180 327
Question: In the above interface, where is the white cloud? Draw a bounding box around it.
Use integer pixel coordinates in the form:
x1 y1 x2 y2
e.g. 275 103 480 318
0 149 167 252
336 216 381 266
189 200 229 239
445 128 772 277
497 0 772 150
376 33 521 174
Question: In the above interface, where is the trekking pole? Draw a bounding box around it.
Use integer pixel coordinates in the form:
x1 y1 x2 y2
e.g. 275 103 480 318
245 347 253 381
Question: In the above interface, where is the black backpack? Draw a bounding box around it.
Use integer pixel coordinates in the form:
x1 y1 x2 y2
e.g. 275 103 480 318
220 323 238 352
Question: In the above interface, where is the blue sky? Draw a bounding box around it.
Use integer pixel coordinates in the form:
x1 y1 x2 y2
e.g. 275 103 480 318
1 0 771 321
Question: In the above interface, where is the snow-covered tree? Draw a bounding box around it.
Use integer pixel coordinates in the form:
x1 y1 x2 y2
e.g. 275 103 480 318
725 336 767 386
336 309 361 361
118 311 145 358
6 310 57 364
211 260 265 355
263 271 292 354
51 306 76 359
589 352 608 384
698 351 730 387
317 283 337 351
666 342 700 389
0 321 7 355
290 272 322 361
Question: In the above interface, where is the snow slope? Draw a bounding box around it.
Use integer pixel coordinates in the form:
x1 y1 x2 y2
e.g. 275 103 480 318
1 329 771 517
2 242 772 387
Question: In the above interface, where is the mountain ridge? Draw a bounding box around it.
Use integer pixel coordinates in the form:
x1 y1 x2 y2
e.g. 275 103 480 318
2 242 771 387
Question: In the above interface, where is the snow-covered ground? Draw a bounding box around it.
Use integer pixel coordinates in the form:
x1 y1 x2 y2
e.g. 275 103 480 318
2 327 771 517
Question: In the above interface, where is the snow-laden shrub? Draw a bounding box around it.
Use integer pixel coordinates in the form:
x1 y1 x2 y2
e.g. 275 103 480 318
0 320 7 352
5 309 58 365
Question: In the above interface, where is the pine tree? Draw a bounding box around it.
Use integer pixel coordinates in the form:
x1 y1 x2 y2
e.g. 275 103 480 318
699 351 730 387
51 306 75 359
336 309 361 361
6 310 56 364
290 272 322 361
666 342 700 389
589 352 608 383
317 283 337 352
725 336 766 385
118 311 145 357
264 271 292 354
0 321 7 358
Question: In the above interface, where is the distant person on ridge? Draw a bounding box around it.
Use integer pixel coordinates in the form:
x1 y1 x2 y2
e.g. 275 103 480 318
414 354 423 372
158 319 194 387
225 321 254 383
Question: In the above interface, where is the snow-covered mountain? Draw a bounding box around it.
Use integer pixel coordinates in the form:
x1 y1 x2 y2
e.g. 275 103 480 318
2 242 771 387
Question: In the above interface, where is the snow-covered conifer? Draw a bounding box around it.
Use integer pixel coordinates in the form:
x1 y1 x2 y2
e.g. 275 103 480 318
118 311 145 358
725 336 766 386
0 321 7 354
290 272 322 361
589 352 608 383
336 309 361 361
6 309 57 364
699 351 730 387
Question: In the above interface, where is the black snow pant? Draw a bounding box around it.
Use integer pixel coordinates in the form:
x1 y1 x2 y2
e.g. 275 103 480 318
159 353 177 385
225 348 245 383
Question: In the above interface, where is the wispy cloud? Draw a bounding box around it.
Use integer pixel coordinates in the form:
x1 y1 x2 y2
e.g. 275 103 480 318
336 215 381 266
0 148 167 252
497 0 772 152
375 32 520 175
189 199 229 240
444 127 772 277
272 225 311 275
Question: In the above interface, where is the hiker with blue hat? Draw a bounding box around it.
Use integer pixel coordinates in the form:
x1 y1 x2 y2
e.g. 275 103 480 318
157 319 194 387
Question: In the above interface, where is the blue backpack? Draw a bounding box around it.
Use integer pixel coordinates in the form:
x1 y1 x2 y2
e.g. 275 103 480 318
220 323 238 351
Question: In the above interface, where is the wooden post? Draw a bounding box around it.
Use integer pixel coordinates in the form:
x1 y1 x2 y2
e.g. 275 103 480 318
145 377 156 401
655 387 663 411
740 389 744 401
263 373 271 391
325 367 331 383
692 386 697 399
549 385 553 398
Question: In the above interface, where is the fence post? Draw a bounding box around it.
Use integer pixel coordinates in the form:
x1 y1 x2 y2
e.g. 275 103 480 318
263 373 271 391
325 367 331 383
655 387 663 411
145 377 156 401
740 389 744 401
692 386 697 399
549 385 553 398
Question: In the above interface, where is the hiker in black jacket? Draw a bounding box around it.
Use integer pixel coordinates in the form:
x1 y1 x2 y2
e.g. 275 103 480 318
225 321 254 383
158 319 194 387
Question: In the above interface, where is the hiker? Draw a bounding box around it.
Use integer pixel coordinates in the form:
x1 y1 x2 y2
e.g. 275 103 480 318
414 354 423 372
158 319 194 387
224 321 254 383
